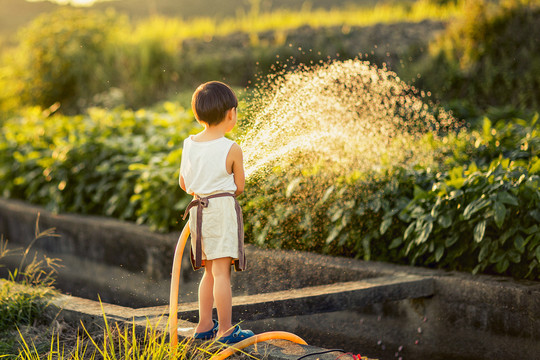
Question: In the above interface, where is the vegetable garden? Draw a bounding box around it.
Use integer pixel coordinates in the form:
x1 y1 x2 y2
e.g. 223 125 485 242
0 0 539 282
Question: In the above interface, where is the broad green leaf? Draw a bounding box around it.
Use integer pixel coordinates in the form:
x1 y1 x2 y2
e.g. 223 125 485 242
474 220 486 243
380 217 393 235
467 162 479 174
482 117 492 141
478 244 489 262
431 198 442 218
329 208 344 222
404 222 415 240
405 240 414 256
514 235 526 253
437 213 452 228
319 185 335 203
415 221 432 245
445 177 465 189
389 237 403 249
286 177 302 198
493 201 506 228
508 251 521 264
410 206 425 218
326 226 341 244
413 185 429 200
463 198 490 220
435 245 444 262
536 246 540 263
496 258 510 273
497 191 519 206
529 157 540 175
524 225 539 235
449 166 464 181
445 234 459 247
448 189 464 200
526 260 538 278
369 198 382 212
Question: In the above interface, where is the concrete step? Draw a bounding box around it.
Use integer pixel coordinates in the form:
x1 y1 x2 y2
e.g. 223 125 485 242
174 274 434 323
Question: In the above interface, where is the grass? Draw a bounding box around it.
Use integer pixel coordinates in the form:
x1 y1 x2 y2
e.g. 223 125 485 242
14 314 242 360
11 302 256 360
131 0 465 44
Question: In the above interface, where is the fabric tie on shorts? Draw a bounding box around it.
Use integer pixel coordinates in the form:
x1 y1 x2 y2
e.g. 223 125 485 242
182 192 246 271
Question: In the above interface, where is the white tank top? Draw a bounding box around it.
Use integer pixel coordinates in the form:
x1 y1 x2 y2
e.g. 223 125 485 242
180 136 237 195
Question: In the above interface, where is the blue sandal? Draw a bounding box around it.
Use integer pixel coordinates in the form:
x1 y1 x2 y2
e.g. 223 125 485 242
217 325 254 344
193 319 219 340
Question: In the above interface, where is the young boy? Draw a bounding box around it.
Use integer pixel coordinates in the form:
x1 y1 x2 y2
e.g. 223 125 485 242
179 81 254 344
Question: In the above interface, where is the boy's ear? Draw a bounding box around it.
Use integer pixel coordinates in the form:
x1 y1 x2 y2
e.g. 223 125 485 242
227 107 235 119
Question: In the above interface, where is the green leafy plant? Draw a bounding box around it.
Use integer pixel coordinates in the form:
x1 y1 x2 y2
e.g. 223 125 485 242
396 158 540 277
1 89 538 279
0 104 196 232
243 111 540 279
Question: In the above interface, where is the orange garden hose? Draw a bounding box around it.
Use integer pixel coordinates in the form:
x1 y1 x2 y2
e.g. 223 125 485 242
169 222 190 350
213 331 308 360
169 222 308 357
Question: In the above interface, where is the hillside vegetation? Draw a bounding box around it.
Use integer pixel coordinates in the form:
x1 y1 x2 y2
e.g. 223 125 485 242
0 0 462 115
0 0 397 40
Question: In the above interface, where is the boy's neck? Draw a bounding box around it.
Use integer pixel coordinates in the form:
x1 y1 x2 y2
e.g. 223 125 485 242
193 124 226 142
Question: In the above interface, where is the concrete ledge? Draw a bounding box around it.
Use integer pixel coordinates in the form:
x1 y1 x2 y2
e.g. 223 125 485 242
171 275 434 323
0 197 379 306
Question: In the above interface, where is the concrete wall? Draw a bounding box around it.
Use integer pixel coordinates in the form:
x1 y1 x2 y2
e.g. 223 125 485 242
0 198 375 305
1 198 539 359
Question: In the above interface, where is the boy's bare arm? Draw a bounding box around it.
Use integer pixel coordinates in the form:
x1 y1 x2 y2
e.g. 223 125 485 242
229 144 245 196
179 174 187 192
179 174 195 195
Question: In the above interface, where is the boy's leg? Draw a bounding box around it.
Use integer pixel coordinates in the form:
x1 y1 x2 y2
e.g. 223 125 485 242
195 260 215 333
211 257 233 338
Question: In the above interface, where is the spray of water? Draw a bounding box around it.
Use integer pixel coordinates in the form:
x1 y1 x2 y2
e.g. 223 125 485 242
239 59 456 180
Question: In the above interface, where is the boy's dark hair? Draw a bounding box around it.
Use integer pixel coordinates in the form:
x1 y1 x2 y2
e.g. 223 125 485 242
191 81 238 126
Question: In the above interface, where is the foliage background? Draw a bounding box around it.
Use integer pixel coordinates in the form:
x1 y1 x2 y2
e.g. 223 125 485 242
0 0 460 115
0 0 539 280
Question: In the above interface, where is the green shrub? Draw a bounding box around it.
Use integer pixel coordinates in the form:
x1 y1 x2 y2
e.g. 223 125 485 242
0 1 461 116
243 112 540 279
1 101 538 279
416 0 540 110
0 104 197 232
397 158 539 278
14 9 122 113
